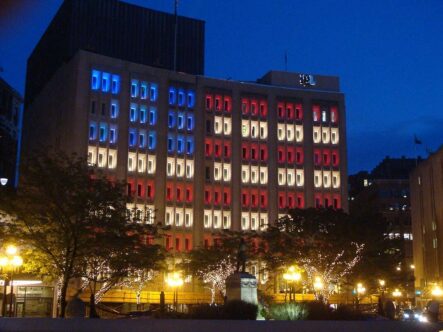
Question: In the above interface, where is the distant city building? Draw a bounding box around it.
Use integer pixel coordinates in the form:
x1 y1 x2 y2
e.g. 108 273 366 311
410 145 443 300
0 76 23 189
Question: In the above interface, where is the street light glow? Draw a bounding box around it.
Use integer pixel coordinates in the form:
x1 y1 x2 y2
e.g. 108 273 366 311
392 289 402 297
357 283 366 294
5 245 17 256
283 266 302 282
166 272 184 287
379 279 385 287
431 285 443 297
314 277 324 290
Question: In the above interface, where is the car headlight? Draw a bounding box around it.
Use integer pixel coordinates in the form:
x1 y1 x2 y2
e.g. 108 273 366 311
414 314 419 318
404 313 410 318
418 315 428 323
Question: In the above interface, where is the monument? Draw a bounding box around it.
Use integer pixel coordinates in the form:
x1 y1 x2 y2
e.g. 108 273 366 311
225 238 258 305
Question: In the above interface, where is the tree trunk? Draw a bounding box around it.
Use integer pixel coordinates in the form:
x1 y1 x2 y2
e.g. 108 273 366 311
59 277 69 318
89 292 99 318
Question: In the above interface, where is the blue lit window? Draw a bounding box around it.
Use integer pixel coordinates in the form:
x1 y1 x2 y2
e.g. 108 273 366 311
139 130 146 148
186 114 194 131
140 106 147 124
167 134 175 153
148 131 156 150
91 70 101 90
129 128 137 147
177 112 185 130
168 87 176 105
187 91 195 108
140 82 148 99
111 74 120 94
130 103 137 122
149 107 157 125
110 100 119 118
178 89 185 107
177 135 185 154
101 72 110 92
99 123 107 142
109 125 118 144
150 83 158 102
89 122 97 140
131 80 138 98
168 110 176 129
186 137 194 155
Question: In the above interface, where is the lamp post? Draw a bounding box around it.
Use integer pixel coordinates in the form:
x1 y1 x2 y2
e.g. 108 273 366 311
313 277 324 302
166 271 183 311
355 283 366 309
0 245 23 317
283 266 302 302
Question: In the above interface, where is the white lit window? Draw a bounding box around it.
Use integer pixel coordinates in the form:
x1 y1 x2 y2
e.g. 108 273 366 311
259 122 268 139
251 166 259 184
287 169 295 186
137 154 146 173
128 152 136 172
259 213 268 231
322 127 330 144
214 162 222 181
241 212 250 230
98 148 107 168
259 167 268 184
313 126 321 144
223 211 231 229
323 171 331 188
295 125 303 142
223 117 232 136
165 207 174 226
108 149 117 169
223 163 231 182
87 146 97 165
204 210 212 229
277 123 286 141
314 170 322 188
176 158 185 178
251 213 259 231
185 160 194 179
145 205 155 224
332 171 340 188
241 165 250 183
214 116 223 135
286 124 295 141
331 128 339 144
322 110 327 122
296 169 304 187
147 155 156 174
242 120 250 138
250 121 259 139
185 209 193 228
213 210 222 229
166 157 175 177
175 208 183 227
278 168 286 186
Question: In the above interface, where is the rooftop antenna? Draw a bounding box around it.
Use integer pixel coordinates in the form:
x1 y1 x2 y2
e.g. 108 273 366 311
173 0 179 72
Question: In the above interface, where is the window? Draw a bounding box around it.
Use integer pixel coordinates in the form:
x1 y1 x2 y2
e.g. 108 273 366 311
242 143 249 160
287 169 295 186
87 146 97 165
260 213 269 231
331 128 339 144
110 100 119 118
139 106 147 123
128 152 136 172
89 122 97 140
331 106 338 123
322 127 330 144
213 210 221 229
131 80 138 98
90 100 96 114
251 100 258 116
185 185 193 202
214 116 223 135
223 163 231 182
214 162 222 181
168 110 176 128
185 209 193 227
129 128 137 147
295 125 303 142
177 112 185 130
296 169 304 187
91 70 101 90
241 120 250 137
185 160 194 179
223 212 231 229
251 166 259 184
204 210 212 228
277 102 285 119
148 131 156 150
139 130 146 148
111 74 120 94
260 145 268 161
147 155 156 174
278 146 285 163
241 213 250 230
99 123 107 142
98 148 107 168
241 98 249 115
259 122 268 139
224 142 231 159
251 213 258 231
313 127 321 144
314 170 322 188
149 107 157 125
332 172 340 188
260 191 268 208
259 167 268 184
250 121 259 139
137 154 146 173
278 169 286 186
224 96 232 112
150 83 158 102
322 110 328 122
165 207 174 226
187 114 194 131
167 157 175 177
295 104 303 121
176 158 185 178
186 137 194 155
140 82 148 99
187 91 195 108
178 89 185 107
286 124 295 141
286 103 294 120
108 149 117 169
205 95 213 110
323 171 331 188
277 124 286 141
130 104 137 122
223 117 232 135
241 165 250 183
101 103 106 116
169 87 176 105
223 188 231 206
259 101 268 118
167 134 175 153
313 105 320 122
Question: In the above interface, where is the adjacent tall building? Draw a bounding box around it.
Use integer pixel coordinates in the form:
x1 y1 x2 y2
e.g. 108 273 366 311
23 0 348 256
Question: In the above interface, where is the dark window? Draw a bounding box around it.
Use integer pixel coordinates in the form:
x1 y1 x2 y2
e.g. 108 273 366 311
91 101 96 114
101 103 106 116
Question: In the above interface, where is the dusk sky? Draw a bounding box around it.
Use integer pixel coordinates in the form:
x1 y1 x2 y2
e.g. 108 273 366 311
1 0 442 174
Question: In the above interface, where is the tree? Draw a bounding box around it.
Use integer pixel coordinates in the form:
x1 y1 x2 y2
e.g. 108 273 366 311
261 208 364 301
0 152 164 317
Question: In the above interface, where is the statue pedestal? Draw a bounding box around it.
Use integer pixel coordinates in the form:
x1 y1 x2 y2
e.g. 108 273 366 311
225 272 257 305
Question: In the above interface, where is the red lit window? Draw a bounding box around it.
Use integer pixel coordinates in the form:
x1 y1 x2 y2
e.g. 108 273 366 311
296 148 304 165
259 101 268 118
297 193 305 208
176 183 184 202
166 182 174 201
333 194 341 209
205 138 213 157
287 192 296 208
314 149 322 166
277 102 285 119
278 192 286 209
166 236 172 250
204 186 211 205
205 95 213 110
286 103 295 120
147 180 155 200
223 96 232 113
213 187 221 205
137 182 144 197
313 105 321 122
215 95 222 112
287 146 295 164
260 190 268 208
127 178 135 196
175 236 181 252
278 146 286 163
295 103 303 121
323 149 331 166
204 236 211 248
223 187 231 206
185 236 192 251
330 106 338 124
242 142 250 160
250 99 259 116
315 193 323 208
324 193 332 208
185 184 193 203
260 145 268 161
251 189 259 208
332 150 339 167
224 141 231 159
241 98 249 115
242 189 250 207
214 139 222 158
251 144 259 161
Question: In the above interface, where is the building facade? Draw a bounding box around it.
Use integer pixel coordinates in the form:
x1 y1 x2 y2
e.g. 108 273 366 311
410 146 443 298
23 49 348 250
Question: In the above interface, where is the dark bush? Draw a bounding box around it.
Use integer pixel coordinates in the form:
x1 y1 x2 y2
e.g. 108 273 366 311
223 300 258 320
305 301 332 320
330 305 365 320
188 304 224 319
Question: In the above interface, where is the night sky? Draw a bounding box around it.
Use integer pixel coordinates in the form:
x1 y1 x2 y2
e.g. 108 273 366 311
1 0 442 174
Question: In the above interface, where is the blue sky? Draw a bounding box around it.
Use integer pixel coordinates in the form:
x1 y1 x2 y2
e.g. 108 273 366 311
1 0 442 173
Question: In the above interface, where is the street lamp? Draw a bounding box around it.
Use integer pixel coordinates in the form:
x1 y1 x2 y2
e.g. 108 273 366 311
283 266 302 302
0 245 23 317
431 285 443 297
0 178 7 186
166 271 183 311
392 289 402 298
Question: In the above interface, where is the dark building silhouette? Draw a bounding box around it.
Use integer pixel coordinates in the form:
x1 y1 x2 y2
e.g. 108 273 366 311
25 0 205 106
